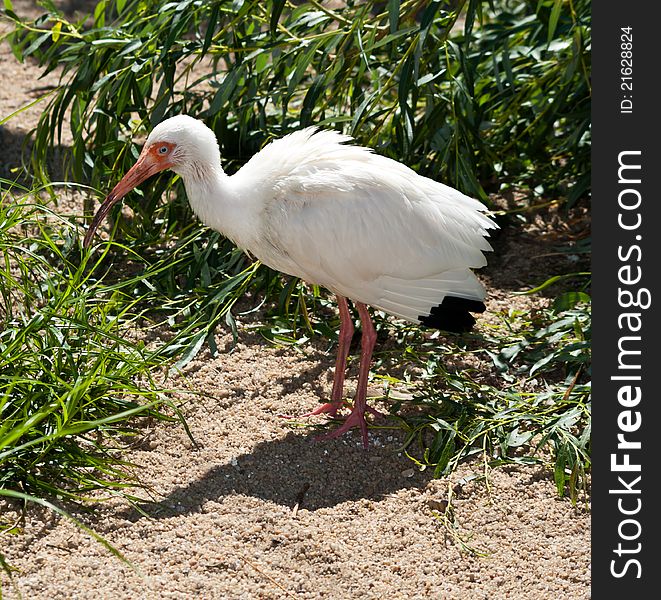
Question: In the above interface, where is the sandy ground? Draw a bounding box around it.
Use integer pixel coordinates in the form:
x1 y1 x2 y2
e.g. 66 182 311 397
1 2 590 598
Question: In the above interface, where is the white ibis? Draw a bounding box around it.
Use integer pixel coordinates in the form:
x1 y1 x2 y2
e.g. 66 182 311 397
84 115 497 448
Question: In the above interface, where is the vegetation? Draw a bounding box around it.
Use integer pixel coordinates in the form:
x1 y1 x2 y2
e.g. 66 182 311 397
0 186 172 500
1 0 590 541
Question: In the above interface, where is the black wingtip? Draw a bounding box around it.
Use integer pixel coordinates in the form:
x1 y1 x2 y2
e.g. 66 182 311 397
418 296 486 333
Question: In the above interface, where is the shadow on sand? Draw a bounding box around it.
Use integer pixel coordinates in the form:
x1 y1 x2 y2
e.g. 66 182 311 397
119 425 429 520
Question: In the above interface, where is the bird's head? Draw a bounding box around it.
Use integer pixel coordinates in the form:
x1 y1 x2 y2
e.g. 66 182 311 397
83 115 220 248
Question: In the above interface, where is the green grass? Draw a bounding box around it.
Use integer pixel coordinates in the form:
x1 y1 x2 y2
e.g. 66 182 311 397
0 185 177 504
392 301 591 504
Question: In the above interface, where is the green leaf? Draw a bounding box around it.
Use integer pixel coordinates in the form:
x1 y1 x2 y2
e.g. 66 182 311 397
515 273 591 295
553 292 591 312
387 0 399 33
174 329 207 369
270 0 286 35
203 2 221 55
51 21 62 43
547 0 563 44
207 68 242 116
506 428 534 448
433 431 457 477
554 445 567 496
93 0 106 27
23 31 51 57
301 75 326 126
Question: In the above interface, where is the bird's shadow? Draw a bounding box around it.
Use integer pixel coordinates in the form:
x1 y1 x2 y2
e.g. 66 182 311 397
118 427 427 522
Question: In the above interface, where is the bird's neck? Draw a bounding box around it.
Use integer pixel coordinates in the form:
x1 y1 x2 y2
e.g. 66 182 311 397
181 163 259 251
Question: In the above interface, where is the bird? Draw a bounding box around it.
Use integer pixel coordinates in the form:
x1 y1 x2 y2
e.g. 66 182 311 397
83 115 497 448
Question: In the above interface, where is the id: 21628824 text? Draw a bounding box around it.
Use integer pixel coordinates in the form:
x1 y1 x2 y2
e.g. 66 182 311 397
620 27 633 114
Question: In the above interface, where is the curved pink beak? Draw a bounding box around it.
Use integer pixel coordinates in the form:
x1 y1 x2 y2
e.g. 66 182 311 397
83 148 170 249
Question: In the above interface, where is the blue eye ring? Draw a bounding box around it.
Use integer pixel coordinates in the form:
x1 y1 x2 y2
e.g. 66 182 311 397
158 145 169 155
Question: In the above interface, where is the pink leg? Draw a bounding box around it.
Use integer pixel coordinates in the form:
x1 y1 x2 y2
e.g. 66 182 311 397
319 301 377 449
329 296 354 410
280 296 353 419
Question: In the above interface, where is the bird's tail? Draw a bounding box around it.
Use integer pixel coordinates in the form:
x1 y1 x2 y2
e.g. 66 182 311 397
373 270 487 333
417 295 485 332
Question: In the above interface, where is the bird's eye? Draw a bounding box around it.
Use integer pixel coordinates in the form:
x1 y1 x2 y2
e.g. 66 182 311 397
158 145 169 155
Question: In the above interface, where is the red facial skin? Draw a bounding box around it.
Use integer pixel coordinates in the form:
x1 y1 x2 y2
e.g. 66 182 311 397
83 141 176 249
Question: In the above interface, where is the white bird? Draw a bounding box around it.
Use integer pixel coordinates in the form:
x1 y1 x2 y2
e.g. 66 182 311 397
84 115 497 448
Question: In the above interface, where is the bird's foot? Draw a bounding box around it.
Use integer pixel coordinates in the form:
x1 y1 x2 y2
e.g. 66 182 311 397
316 405 370 449
278 400 346 420
280 400 386 421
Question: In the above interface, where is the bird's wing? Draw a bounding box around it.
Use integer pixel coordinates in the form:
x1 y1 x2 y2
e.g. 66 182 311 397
234 129 497 323
264 134 495 272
